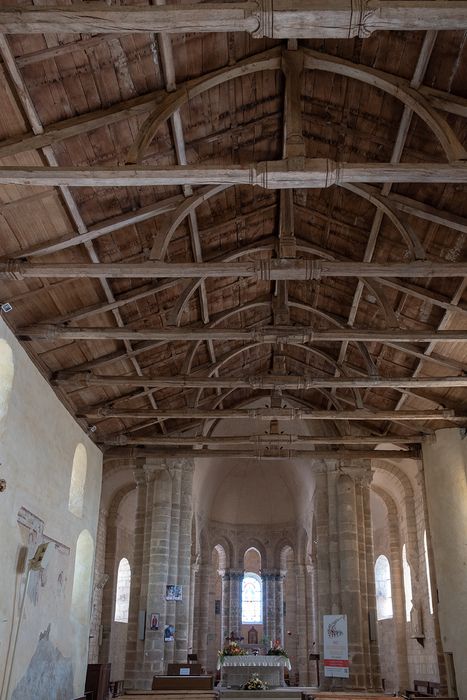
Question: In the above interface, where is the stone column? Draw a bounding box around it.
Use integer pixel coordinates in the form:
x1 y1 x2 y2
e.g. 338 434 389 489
337 471 364 689
228 570 243 638
261 571 270 643
99 507 118 665
359 469 382 690
174 459 194 662
295 563 309 684
221 572 231 644
188 556 198 655
145 462 173 679
275 572 285 644
314 467 332 688
125 466 152 688
164 463 182 666
195 561 211 667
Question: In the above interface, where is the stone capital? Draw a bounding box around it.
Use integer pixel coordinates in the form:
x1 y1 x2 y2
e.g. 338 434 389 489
166 457 194 472
339 461 373 487
133 467 146 486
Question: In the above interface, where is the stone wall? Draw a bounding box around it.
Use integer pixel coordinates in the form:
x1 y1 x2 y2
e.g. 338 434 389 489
422 428 467 699
0 318 102 699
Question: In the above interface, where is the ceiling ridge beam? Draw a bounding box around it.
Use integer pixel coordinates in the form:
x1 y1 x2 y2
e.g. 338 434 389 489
53 373 467 390
18 325 467 343
2 159 467 188
2 2 467 38
79 407 460 421
3 259 467 281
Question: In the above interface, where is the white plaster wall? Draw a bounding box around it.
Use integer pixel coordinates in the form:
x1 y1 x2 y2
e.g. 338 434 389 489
422 428 467 700
0 319 102 700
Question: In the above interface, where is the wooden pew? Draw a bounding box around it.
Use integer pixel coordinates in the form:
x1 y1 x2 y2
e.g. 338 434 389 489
124 691 218 700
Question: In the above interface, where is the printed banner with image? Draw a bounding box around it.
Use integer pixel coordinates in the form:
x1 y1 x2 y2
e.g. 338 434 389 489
323 614 349 678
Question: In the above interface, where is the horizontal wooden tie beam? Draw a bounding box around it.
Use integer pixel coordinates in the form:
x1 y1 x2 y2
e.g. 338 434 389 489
20 325 467 343
103 434 423 446
1 159 467 188
1 2 467 38
56 372 467 389
5 260 467 282
81 407 458 421
103 447 419 461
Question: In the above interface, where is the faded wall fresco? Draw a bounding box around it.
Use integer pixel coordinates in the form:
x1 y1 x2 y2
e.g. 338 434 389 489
0 318 102 699
11 625 74 700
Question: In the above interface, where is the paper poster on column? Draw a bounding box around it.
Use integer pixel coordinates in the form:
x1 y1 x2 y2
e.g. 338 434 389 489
323 614 349 678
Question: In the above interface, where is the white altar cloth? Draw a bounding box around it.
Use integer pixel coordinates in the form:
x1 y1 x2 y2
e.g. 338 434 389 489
218 655 291 687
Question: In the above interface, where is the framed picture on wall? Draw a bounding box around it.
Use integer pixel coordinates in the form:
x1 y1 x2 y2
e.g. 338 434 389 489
150 613 159 630
166 584 182 601
164 624 175 641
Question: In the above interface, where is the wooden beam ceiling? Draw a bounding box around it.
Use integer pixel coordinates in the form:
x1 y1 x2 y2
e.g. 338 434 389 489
1 2 467 37
79 407 460 421
55 373 467 390
19 326 467 343
3 260 467 281
1 160 467 188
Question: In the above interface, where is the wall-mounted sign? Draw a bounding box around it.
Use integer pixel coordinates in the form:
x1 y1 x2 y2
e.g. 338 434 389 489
150 612 159 630
323 614 349 678
166 585 182 601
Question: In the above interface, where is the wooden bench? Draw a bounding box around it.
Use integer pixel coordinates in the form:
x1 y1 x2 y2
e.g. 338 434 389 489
152 676 213 690
124 691 218 700
403 679 457 699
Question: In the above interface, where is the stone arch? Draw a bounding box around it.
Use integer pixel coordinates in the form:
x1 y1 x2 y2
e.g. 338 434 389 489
239 541 267 570
276 540 295 570
373 459 420 573
210 534 234 569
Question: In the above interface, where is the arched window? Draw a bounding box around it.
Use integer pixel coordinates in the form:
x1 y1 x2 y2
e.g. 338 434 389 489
423 531 434 614
71 529 94 624
402 544 413 623
68 443 87 518
0 339 14 429
375 554 393 620
242 572 262 624
114 558 131 623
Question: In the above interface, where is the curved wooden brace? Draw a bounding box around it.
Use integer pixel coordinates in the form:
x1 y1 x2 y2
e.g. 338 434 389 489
167 237 276 326
290 297 379 374
170 236 395 330
200 387 351 438
362 278 399 330
164 187 422 328
150 184 230 260
302 47 467 163
129 45 465 169
182 298 372 377
127 47 282 164
183 301 366 409
341 183 426 260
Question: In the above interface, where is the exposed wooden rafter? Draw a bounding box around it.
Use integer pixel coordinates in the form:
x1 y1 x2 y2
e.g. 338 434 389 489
80 407 461 421
1 159 467 188
54 372 467 390
3 259 467 281
19 325 467 343
2 2 467 38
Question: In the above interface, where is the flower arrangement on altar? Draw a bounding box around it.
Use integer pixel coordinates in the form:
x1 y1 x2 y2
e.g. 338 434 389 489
217 640 247 664
243 673 267 690
266 639 289 658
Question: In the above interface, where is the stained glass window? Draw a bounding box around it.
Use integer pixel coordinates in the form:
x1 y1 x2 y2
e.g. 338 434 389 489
115 557 131 623
242 572 262 624
402 544 413 622
375 554 393 620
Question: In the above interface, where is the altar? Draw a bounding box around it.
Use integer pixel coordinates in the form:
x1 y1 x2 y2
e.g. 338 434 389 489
218 655 291 688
